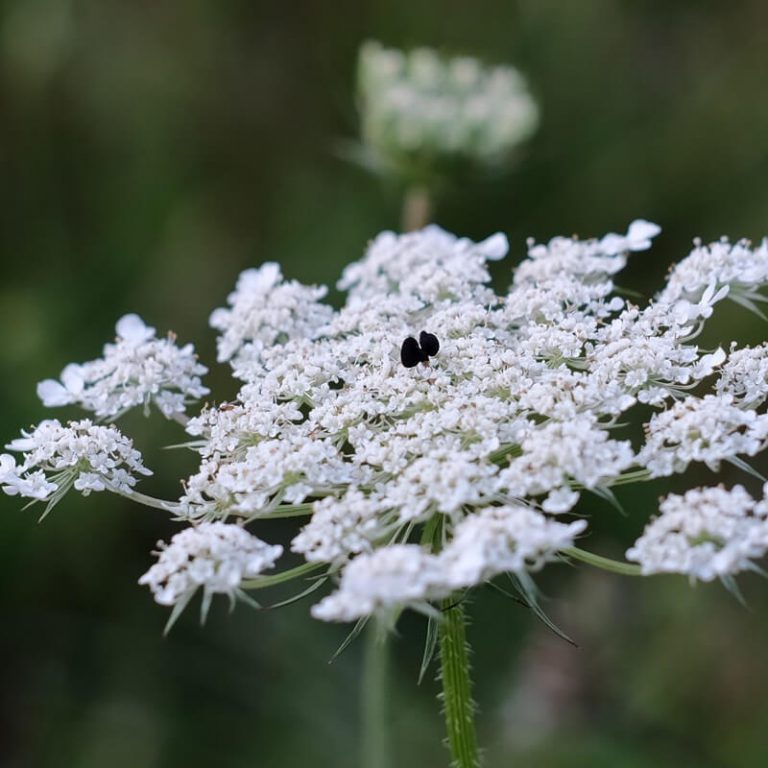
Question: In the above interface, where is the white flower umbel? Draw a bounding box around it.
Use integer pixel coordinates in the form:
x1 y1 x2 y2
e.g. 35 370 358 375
2 418 152 513
636 395 768 477
357 41 538 176
658 236 768 314
37 314 209 420
627 485 768 581
139 522 283 619
716 343 768 409
496 414 634 511
338 224 506 307
310 544 451 622
291 490 387 565
209 262 334 376
9 218 768 630
438 505 587 589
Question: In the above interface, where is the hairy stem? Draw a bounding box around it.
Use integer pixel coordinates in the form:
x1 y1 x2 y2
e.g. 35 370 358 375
438 599 480 768
362 620 391 768
402 186 432 231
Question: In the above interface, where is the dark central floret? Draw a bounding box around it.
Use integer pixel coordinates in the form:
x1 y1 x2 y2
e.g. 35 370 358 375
400 331 440 368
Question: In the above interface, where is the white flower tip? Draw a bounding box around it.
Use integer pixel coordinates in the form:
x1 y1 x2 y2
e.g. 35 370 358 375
60 363 85 394
599 233 627 256
477 232 509 261
626 219 661 247
698 347 727 372
711 347 727 365
6 436 35 452
541 487 580 514
0 453 17 476
116 314 156 344
600 220 661 255
37 379 72 407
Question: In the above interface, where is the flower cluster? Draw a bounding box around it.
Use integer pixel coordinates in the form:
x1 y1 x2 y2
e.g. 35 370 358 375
1 419 151 511
627 485 768 581
37 314 208 420
209 264 334 377
138 522 283 610
310 506 586 622
7 218 768 624
717 343 768 409
637 395 768 477
659 236 768 311
357 41 538 178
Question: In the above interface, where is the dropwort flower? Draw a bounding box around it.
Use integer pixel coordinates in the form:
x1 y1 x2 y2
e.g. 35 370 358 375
37 314 208 420
8 218 768 768
7 219 768 617
2 419 151 515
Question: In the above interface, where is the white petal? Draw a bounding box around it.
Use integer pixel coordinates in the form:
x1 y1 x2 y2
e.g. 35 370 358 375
712 284 730 304
116 314 155 344
626 219 661 248
476 232 509 261
6 437 36 452
0 453 17 477
37 379 73 407
697 348 727 375
60 363 85 395
599 234 627 256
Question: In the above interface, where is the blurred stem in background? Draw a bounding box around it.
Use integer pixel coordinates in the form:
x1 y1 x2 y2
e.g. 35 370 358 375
402 186 432 231
362 619 391 768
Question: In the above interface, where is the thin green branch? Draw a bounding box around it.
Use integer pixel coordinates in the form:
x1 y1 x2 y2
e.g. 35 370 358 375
241 561 325 589
563 546 642 576
252 503 314 520
110 486 182 514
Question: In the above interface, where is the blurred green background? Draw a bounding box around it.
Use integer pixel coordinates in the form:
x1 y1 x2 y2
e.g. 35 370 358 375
2 1 768 766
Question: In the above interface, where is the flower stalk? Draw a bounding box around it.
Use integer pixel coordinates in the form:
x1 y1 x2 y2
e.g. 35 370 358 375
438 599 480 768
563 546 643 576
362 619 391 768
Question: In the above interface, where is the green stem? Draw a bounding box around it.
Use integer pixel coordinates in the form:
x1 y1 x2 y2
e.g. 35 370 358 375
170 411 190 428
438 599 480 768
563 546 642 576
362 619 391 768
253 503 314 519
111 486 181 514
241 561 324 589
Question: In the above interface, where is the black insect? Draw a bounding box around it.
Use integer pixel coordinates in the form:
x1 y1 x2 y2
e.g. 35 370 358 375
400 331 440 368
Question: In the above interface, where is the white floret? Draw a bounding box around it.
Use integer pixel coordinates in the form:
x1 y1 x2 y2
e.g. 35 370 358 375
37 314 208 419
139 522 282 606
209 262 334 371
636 395 768 477
627 485 768 581
311 544 450 622
438 505 587 587
3 419 151 506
